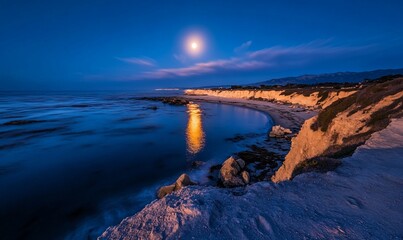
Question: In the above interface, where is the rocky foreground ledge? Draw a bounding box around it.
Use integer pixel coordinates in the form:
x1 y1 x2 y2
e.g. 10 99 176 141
100 118 403 239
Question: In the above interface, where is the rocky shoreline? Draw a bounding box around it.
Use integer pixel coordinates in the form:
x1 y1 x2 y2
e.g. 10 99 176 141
100 118 403 239
98 94 317 236
138 95 314 191
100 76 403 239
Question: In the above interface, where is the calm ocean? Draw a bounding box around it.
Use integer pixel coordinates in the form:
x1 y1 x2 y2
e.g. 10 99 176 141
0 91 271 239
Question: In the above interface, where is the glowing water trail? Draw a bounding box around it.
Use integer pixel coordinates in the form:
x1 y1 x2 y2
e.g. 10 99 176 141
186 103 205 154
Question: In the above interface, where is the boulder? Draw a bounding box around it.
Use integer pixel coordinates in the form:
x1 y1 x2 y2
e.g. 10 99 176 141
174 173 196 190
269 125 292 138
241 171 250 184
219 156 245 187
236 158 246 169
157 184 175 199
157 174 196 199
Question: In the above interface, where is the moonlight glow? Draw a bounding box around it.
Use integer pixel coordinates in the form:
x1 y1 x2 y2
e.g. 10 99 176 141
185 34 204 56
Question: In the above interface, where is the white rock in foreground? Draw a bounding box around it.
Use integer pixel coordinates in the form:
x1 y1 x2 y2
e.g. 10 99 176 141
269 125 292 138
157 174 196 199
100 118 403 240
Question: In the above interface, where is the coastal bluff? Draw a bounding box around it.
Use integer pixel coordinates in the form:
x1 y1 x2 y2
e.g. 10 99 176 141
273 77 403 182
185 88 355 109
186 76 403 182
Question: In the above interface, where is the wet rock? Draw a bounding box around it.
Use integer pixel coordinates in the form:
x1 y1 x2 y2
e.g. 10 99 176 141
236 158 246 169
236 145 284 182
157 174 196 199
237 145 282 165
241 171 250 184
225 134 246 142
269 125 292 138
219 156 245 187
163 98 189 106
140 97 189 106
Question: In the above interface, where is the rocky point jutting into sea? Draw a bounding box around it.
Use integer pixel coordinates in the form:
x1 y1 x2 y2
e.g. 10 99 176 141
100 75 403 239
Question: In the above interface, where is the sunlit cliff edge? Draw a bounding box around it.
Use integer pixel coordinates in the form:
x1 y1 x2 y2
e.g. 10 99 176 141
273 77 403 182
185 87 355 109
186 76 403 182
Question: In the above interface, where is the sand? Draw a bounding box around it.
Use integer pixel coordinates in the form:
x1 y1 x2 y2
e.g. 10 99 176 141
183 95 317 130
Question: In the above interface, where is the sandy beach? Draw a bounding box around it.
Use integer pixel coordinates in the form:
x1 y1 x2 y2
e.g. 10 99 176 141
183 95 318 131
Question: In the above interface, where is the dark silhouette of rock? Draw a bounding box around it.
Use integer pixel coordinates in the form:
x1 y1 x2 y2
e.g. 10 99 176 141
236 158 245 169
140 97 189 106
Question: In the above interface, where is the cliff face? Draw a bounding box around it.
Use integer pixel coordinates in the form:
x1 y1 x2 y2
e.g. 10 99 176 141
272 77 403 182
185 89 355 109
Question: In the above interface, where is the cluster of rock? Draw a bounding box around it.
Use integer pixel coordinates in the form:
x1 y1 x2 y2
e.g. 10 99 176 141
157 174 196 199
219 156 250 187
269 125 292 138
140 97 189 106
157 156 253 199
236 145 284 181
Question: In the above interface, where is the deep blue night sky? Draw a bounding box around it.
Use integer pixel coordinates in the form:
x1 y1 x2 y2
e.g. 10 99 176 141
1 0 403 90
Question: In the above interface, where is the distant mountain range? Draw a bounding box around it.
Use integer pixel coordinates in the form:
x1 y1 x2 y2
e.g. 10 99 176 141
250 68 403 86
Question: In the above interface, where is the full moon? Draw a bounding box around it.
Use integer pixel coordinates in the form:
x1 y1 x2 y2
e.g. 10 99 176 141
185 33 204 56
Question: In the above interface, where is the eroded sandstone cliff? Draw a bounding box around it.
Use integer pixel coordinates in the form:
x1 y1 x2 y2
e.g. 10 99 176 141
272 77 403 182
185 88 355 108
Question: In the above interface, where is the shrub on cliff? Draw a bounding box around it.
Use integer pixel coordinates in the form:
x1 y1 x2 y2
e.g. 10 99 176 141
308 76 403 159
312 76 403 132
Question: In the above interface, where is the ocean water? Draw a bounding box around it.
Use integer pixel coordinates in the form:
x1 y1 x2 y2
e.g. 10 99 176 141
0 91 272 239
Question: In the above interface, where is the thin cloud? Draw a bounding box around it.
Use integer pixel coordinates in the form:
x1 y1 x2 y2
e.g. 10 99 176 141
173 54 187 64
116 57 156 67
134 41 369 80
139 58 268 79
234 40 252 53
